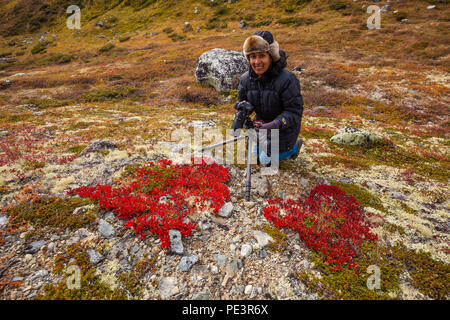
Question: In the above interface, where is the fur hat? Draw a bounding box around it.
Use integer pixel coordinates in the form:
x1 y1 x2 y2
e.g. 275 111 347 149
243 30 280 62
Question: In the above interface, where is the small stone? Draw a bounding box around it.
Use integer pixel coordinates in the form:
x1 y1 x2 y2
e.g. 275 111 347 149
159 277 179 299
192 291 210 300
26 240 46 254
199 220 212 231
218 202 233 218
87 249 104 265
427 5 436 9
0 214 8 227
391 191 407 201
243 201 255 209
178 255 199 272
98 219 115 239
260 249 267 259
28 269 48 282
210 265 218 274
244 284 253 295
252 230 274 248
240 244 252 258
214 253 227 267
169 229 184 255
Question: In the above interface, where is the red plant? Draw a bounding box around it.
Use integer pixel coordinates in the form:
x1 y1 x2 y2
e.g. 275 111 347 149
67 157 231 249
263 184 377 271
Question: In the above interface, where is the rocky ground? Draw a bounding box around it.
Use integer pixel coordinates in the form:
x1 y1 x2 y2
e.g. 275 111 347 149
0 128 448 299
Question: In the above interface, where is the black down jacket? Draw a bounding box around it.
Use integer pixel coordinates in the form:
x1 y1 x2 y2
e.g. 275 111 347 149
237 50 304 154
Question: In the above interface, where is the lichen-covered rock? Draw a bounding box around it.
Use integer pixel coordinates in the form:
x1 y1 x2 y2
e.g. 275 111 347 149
169 229 184 255
195 48 248 92
330 126 383 146
79 140 117 156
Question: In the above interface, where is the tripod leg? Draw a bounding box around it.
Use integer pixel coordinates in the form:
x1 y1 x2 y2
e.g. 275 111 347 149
245 136 252 201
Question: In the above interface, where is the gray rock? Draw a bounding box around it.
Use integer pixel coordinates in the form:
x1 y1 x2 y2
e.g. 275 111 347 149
380 5 391 12
210 265 218 274
159 277 179 299
311 106 331 114
97 21 104 27
234 285 244 294
225 258 239 276
195 48 249 92
240 244 252 258
79 140 117 156
199 220 212 231
0 214 8 227
157 141 188 153
244 284 253 295
192 291 210 300
218 202 234 218
189 120 216 128
26 240 46 254
260 249 267 259
427 5 436 9
87 249 104 265
178 255 199 272
366 182 379 190
330 126 383 146
252 230 274 248
239 20 247 29
98 219 115 239
169 229 184 255
252 174 270 197
214 253 227 267
28 269 48 282
391 191 407 201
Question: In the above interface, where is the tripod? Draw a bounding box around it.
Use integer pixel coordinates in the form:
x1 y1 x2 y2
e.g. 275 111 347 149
197 129 260 201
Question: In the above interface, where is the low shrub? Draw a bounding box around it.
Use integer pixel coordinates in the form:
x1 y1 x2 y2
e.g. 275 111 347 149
263 184 378 271
68 158 231 249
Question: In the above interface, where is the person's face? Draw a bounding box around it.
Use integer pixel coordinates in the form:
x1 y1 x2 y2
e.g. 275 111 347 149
249 52 271 75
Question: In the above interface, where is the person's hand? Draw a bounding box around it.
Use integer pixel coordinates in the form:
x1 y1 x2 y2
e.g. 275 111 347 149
257 119 281 130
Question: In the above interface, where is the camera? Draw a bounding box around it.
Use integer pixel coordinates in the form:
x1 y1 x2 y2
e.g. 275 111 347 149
231 101 254 136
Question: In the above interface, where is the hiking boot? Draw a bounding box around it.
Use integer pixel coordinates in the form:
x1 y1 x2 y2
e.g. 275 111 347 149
290 138 303 160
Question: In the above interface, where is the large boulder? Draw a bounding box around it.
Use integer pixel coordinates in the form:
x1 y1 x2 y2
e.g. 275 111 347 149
195 48 248 93
330 126 383 146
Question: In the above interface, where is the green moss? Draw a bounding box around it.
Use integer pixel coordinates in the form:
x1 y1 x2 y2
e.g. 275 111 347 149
5 197 97 237
399 202 418 216
68 145 88 155
300 240 449 300
118 255 158 297
68 121 93 131
119 35 131 42
330 180 386 213
82 85 138 102
97 149 110 156
327 139 449 183
37 243 127 300
253 223 289 252
383 222 405 235
24 161 46 170
31 42 48 54
21 98 72 109
277 16 318 26
98 43 115 53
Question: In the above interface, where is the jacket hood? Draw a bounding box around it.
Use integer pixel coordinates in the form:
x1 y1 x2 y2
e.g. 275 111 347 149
249 49 287 81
